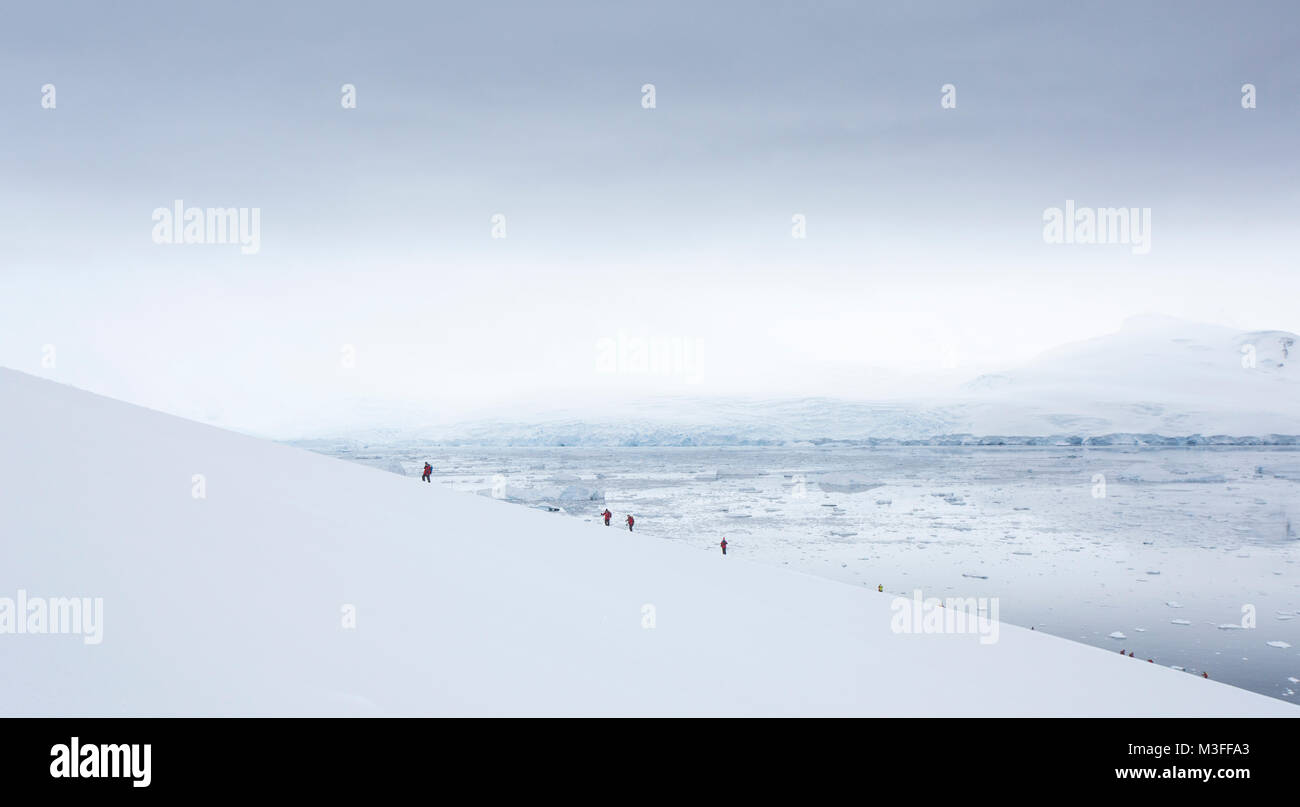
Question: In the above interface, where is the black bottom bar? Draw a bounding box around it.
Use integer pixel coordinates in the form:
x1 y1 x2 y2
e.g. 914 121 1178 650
3 717 1291 795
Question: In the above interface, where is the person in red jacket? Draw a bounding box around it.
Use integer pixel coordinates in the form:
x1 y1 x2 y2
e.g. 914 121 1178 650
421 462 432 482
626 514 635 532
720 537 727 555
601 508 612 526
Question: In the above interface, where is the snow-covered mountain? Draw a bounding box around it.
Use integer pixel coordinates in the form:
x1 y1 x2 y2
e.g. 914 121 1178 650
953 314 1300 437
412 316 1300 446
2 366 1292 716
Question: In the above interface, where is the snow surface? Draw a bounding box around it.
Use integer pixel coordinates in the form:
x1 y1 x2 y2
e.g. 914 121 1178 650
338 441 1300 700
1 368 1295 716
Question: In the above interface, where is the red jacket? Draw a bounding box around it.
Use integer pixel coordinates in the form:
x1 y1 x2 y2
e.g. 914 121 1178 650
626 515 634 525
720 539 727 548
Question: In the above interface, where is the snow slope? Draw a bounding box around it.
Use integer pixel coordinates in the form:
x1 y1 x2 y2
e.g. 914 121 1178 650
0 368 1293 716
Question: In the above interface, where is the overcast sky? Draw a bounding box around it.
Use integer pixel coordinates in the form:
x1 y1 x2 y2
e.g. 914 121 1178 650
2 1 1298 435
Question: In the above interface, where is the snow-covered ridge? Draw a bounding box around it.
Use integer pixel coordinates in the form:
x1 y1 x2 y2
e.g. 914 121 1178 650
389 316 1300 447
0 367 1294 715
368 428 1300 449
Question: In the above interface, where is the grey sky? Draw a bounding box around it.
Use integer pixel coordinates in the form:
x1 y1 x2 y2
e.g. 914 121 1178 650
2 1 1298 434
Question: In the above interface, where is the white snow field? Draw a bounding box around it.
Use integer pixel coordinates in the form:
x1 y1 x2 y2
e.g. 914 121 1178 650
0 368 1294 717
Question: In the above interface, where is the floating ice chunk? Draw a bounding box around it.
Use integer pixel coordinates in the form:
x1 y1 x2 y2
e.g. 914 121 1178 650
1266 641 1292 649
1165 601 1183 608
1170 619 1192 625
1171 665 1185 671
962 573 989 580
1217 624 1244 630
506 483 604 503
1108 631 1127 639
1145 570 1161 575
1115 466 1226 484
816 473 882 493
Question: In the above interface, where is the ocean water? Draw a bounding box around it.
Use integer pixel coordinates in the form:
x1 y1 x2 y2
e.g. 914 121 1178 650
305 441 1300 702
